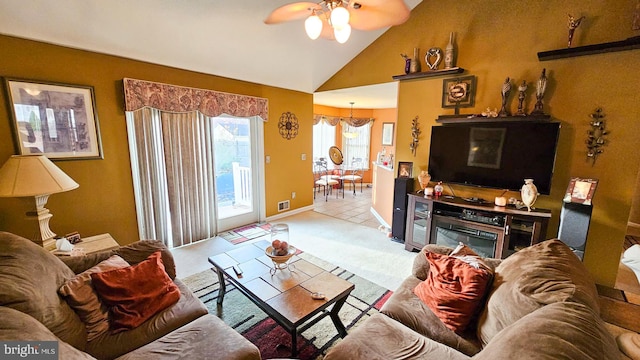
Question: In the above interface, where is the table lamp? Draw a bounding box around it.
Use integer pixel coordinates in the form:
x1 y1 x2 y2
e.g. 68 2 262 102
0 155 79 250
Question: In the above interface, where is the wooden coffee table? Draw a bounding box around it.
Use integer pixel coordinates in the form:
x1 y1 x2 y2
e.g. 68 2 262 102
208 240 355 356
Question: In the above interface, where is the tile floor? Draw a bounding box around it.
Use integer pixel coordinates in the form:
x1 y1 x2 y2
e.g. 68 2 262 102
312 183 381 230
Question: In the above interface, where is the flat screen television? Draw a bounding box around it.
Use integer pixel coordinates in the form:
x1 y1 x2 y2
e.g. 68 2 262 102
427 121 560 195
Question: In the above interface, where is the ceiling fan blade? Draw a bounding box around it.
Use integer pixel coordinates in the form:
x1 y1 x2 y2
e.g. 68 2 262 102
348 0 410 30
264 2 321 24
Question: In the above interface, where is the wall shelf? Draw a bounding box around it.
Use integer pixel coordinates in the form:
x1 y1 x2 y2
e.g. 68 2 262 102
392 67 464 81
538 36 640 61
436 114 551 124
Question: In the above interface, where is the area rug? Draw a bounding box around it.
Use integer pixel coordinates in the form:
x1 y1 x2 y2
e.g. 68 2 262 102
182 252 392 359
218 223 272 244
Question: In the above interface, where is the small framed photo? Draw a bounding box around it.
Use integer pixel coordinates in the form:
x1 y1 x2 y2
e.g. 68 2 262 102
563 177 598 205
4 78 103 160
442 75 476 108
398 161 413 178
382 122 394 146
64 232 82 244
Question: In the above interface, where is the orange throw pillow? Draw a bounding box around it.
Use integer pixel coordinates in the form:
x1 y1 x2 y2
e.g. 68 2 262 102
90 251 180 333
414 251 492 334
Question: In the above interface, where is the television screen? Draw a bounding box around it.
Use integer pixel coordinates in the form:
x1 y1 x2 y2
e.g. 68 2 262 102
427 121 560 195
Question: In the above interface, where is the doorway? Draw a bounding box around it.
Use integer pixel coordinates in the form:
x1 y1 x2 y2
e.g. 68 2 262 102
213 115 263 231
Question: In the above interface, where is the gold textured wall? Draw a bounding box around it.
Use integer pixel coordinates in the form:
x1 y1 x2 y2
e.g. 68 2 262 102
320 0 640 286
0 35 314 245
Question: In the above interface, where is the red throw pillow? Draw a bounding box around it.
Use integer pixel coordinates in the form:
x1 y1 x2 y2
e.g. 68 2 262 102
414 251 492 334
90 251 180 333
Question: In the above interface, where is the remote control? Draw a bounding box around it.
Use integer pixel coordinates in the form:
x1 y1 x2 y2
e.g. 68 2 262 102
232 265 243 277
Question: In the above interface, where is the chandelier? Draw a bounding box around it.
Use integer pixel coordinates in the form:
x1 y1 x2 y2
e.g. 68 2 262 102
305 1 353 43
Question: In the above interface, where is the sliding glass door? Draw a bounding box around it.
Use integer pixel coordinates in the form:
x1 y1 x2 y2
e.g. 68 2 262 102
213 115 261 231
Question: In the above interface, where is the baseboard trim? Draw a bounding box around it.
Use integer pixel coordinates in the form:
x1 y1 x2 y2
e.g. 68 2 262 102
266 205 314 222
370 207 389 229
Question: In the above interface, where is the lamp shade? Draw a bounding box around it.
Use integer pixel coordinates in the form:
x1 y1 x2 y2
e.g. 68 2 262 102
0 155 79 197
334 24 351 44
305 14 323 40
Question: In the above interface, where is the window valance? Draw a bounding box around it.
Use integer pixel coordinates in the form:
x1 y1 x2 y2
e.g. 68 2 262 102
313 114 374 127
123 78 269 120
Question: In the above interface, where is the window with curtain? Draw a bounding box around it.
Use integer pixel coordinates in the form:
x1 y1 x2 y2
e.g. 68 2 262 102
313 120 336 163
342 122 371 169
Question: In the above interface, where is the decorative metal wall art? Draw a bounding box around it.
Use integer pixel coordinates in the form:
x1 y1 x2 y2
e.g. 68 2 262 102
586 107 608 165
278 112 299 140
410 116 420 157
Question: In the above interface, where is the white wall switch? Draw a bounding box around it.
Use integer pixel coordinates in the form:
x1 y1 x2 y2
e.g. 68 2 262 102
266 155 271 163
301 153 306 160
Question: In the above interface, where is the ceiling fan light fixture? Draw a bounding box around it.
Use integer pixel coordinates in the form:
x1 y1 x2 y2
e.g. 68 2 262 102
304 13 323 40
330 5 350 28
334 23 351 44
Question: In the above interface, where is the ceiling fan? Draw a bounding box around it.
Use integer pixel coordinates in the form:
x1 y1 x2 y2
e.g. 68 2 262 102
264 0 411 43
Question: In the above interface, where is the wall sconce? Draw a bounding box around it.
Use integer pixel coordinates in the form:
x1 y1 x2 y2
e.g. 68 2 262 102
586 107 608 166
410 116 420 157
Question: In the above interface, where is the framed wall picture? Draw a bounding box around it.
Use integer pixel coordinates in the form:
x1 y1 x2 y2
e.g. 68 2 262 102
398 161 413 178
442 75 476 109
4 78 103 160
382 122 394 146
563 177 598 205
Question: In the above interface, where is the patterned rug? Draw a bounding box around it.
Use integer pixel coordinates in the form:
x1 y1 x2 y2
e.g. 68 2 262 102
182 252 392 359
218 223 272 244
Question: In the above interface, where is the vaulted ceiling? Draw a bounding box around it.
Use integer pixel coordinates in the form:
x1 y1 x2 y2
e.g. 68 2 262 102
0 0 422 108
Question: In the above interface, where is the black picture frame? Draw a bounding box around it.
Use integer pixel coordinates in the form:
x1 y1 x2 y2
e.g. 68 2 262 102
4 78 103 160
442 75 476 108
398 161 413 178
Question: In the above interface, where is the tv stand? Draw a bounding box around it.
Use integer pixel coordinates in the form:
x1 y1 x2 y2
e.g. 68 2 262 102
404 193 551 259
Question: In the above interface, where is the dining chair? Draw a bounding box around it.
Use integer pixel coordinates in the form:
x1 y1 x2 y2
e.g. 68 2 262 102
340 157 364 196
313 159 339 201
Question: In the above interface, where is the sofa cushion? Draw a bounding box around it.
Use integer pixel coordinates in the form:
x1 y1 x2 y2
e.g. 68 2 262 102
414 251 492 334
85 279 207 360
0 306 96 360
114 314 261 360
91 251 180 333
473 302 620 360
412 244 501 281
59 255 131 341
0 231 88 350
381 276 481 356
324 313 471 360
477 239 600 346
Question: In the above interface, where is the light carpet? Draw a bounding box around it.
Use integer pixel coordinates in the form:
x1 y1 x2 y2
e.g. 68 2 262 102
218 223 272 244
182 252 391 359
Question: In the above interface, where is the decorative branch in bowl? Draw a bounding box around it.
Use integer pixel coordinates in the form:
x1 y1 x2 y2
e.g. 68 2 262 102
410 116 420 156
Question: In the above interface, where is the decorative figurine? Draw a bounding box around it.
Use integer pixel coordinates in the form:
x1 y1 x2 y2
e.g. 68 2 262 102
425 47 442 70
444 32 456 69
520 179 539 212
530 68 547 116
498 77 512 117
516 80 528 116
586 107 608 166
567 14 585 48
434 181 444 197
481 107 499 117
409 116 420 156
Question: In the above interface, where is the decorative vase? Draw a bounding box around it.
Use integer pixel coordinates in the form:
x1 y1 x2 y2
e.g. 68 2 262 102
434 181 444 197
520 179 538 212
444 32 455 69
410 48 421 73
418 171 431 191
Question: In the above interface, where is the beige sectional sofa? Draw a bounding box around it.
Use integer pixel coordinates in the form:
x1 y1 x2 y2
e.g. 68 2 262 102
0 231 260 360
325 239 623 359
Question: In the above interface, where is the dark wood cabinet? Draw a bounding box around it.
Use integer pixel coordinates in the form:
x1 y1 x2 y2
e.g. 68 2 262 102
404 193 550 259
